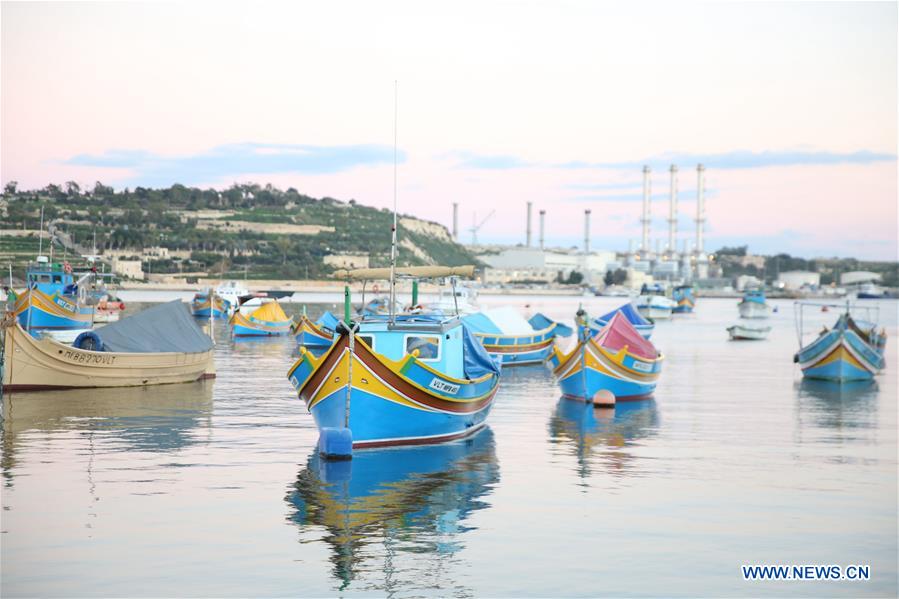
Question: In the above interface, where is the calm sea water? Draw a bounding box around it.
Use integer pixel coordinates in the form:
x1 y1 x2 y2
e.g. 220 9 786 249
2 296 897 597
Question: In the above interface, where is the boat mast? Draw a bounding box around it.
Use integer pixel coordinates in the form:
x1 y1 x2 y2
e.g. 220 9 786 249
389 80 398 325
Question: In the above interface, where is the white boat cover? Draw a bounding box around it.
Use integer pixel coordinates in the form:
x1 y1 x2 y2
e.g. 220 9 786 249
474 307 535 335
96 300 214 353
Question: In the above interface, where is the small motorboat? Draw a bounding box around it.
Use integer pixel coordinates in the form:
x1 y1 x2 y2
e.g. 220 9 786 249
190 289 230 319
672 285 696 313
727 323 771 340
230 299 293 336
635 284 674 320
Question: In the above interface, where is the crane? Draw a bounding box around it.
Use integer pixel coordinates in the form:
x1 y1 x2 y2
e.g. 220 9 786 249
469 210 495 246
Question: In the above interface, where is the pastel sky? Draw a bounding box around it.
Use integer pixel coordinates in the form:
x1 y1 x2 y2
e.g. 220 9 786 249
2 1 896 260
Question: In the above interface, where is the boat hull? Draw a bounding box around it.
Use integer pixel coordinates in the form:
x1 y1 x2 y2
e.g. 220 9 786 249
1 322 215 391
289 335 498 447
230 311 292 336
727 325 770 340
549 340 662 401
293 317 335 352
476 326 558 366
635 296 674 320
738 300 771 319
796 328 883 382
13 289 94 330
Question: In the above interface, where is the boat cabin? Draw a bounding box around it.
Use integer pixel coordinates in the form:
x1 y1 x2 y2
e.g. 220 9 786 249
27 257 76 296
355 314 466 380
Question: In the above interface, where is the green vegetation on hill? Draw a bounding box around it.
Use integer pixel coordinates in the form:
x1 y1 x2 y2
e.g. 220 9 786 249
1 181 478 280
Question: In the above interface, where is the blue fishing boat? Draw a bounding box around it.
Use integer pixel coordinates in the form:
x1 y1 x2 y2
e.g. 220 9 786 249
190 289 230 319
293 311 338 354
582 302 654 340
794 305 885 382
12 257 94 330
738 289 771 319
461 307 573 366
230 300 293 336
672 285 696 313
288 265 501 452
549 311 663 403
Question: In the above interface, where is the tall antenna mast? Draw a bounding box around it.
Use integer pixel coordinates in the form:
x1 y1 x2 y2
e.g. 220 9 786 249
388 81 398 325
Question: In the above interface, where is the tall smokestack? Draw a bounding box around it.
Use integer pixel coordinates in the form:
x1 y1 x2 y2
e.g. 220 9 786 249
695 164 705 253
584 209 591 254
668 164 678 255
641 166 651 252
539 209 546 250
452 202 459 240
526 201 533 247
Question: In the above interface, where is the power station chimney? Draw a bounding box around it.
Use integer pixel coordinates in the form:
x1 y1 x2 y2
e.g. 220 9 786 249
695 164 705 254
452 202 459 240
584 209 591 254
539 209 546 250
526 201 533 247
668 164 678 256
641 166 651 252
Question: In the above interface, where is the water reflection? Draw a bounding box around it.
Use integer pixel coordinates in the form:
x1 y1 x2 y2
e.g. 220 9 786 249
549 398 660 482
286 427 499 593
794 378 879 442
1 381 214 486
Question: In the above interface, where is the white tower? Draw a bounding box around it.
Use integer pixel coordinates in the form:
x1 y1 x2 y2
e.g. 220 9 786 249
668 164 678 256
526 201 533 247
695 164 706 254
641 165 651 254
584 209 591 254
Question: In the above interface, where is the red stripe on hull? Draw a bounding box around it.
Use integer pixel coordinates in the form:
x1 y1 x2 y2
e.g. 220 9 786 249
353 423 487 448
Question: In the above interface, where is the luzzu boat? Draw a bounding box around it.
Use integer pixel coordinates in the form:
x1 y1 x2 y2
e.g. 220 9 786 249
738 289 771 319
584 302 654 340
794 309 885 382
230 300 293 336
672 285 696 313
549 311 663 403
12 257 94 330
287 265 501 452
293 311 338 354
461 307 573 366
190 290 230 319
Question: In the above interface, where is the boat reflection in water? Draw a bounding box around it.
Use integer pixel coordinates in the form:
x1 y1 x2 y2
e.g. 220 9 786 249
549 397 659 482
1 381 214 486
794 378 879 440
286 427 499 592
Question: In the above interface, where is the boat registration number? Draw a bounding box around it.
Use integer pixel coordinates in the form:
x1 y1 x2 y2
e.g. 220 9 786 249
631 360 652 373
62 349 117 365
430 378 460 395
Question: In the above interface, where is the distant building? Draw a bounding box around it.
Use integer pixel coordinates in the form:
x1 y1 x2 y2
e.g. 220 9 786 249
477 246 616 285
841 271 881 286
111 258 144 280
777 270 820 290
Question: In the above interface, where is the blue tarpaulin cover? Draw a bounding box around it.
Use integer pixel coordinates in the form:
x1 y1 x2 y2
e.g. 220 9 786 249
528 313 573 337
96 300 214 353
596 303 650 326
316 311 340 332
460 312 503 335
462 323 502 379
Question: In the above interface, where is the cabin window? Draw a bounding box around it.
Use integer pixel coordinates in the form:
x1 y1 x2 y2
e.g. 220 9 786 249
52 275 62 283
38 274 51 283
356 335 374 351
405 335 441 360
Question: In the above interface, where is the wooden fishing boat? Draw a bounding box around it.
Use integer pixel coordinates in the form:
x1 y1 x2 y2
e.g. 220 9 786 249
190 290 230 319
635 285 675 320
727 323 771 340
672 285 696 313
2 301 215 391
461 307 573 366
288 265 501 451
738 289 771 319
12 258 94 330
549 311 663 402
794 306 885 382
230 300 293 336
584 303 654 340
292 313 337 354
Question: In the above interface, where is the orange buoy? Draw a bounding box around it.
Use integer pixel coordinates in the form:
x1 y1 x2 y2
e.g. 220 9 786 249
592 389 616 408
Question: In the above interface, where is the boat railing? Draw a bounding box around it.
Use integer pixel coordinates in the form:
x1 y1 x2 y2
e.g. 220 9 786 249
793 300 880 347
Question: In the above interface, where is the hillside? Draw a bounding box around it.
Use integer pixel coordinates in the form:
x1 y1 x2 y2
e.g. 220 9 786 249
0 182 478 280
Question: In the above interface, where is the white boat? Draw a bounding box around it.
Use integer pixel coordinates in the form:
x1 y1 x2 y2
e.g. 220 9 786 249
2 301 215 391
727 323 771 340
635 295 675 320
216 280 250 314
737 290 772 319
424 284 479 315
